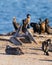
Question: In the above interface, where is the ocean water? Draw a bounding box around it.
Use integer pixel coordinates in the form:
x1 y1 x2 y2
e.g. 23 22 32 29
0 0 52 33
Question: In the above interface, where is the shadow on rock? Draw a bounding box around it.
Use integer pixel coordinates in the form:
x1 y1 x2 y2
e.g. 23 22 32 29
29 48 42 51
39 59 52 62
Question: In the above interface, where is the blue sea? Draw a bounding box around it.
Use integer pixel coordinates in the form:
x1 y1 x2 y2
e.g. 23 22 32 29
0 0 52 34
